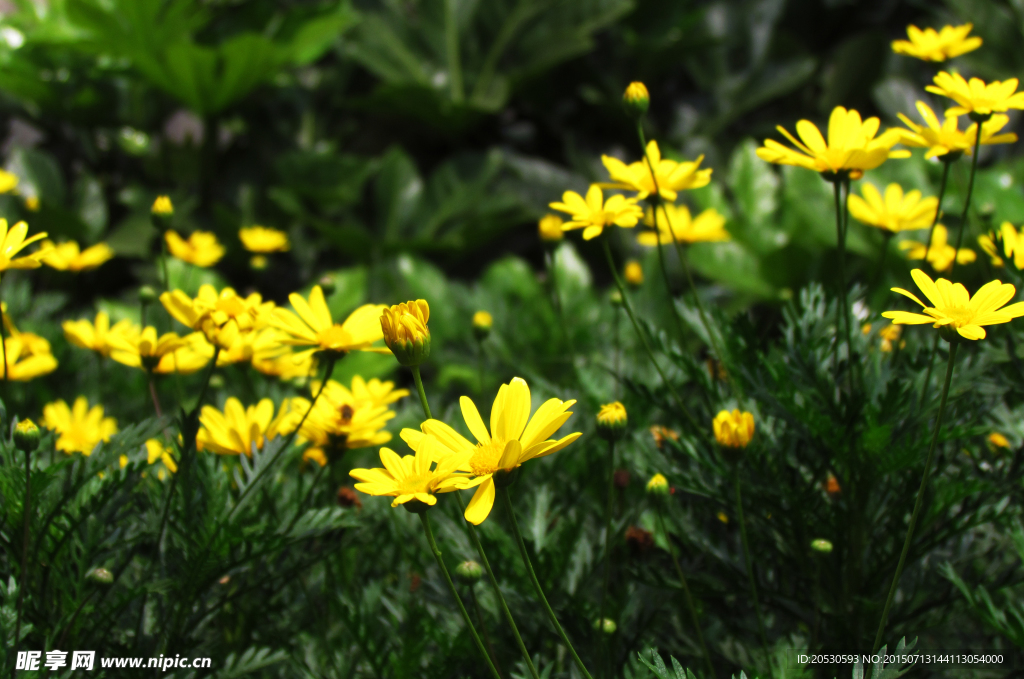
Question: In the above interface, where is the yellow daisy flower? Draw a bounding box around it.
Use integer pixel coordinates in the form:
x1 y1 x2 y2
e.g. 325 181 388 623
897 101 1017 159
215 326 285 366
898 224 975 272
756 106 908 177
40 240 115 272
165 230 225 267
892 24 981 62
405 377 581 525
601 141 712 201
63 311 140 358
549 185 643 241
239 225 290 253
713 409 755 448
979 222 1024 269
42 396 118 455
160 285 271 348
0 219 49 272
877 323 904 352
196 397 298 456
637 204 729 245
883 269 1024 340
269 285 388 361
847 183 938 233
349 434 469 509
145 438 178 473
0 335 57 381
108 327 212 374
926 72 1024 118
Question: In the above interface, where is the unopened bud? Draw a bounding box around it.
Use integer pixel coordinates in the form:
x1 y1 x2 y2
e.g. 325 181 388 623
609 290 623 307
624 260 643 287
593 618 617 634
139 285 158 304
811 538 833 554
596 402 627 441
87 567 114 585
622 82 650 120
646 473 669 496
455 560 484 583
318 275 337 297
13 418 40 453
472 311 492 341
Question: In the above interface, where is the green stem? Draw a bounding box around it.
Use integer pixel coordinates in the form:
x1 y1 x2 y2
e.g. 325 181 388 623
831 179 853 392
871 341 958 655
1 278 9 383
922 160 952 264
599 439 616 626
735 474 770 672
477 339 485 397
653 218 687 343
159 234 170 294
419 512 500 679
11 440 32 679
498 485 594 679
468 584 503 678
411 365 432 420
870 232 894 292
919 334 941 406
654 503 716 679
601 238 701 437
948 130 983 278
453 492 540 679
283 462 328 535
444 0 463 102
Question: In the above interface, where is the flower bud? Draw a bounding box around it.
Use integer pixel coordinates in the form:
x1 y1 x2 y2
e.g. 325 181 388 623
208 374 225 390
622 81 650 120
609 290 623 307
596 401 627 441
250 255 269 270
988 432 1011 451
138 285 158 304
810 538 833 554
472 310 492 341
13 418 40 453
381 300 431 367
86 567 114 585
150 195 174 231
318 275 337 297
624 260 643 287
538 214 564 244
593 618 617 634
646 473 669 496
713 409 754 464
455 560 484 583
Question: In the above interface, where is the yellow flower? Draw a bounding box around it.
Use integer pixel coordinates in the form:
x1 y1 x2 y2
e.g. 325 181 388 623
847 183 938 233
601 141 712 202
145 438 178 473
216 326 286 366
0 169 18 194
979 222 1024 269
756 106 908 176
472 311 493 330
160 285 271 349
151 195 174 215
0 219 49 272
270 285 388 361
623 260 643 286
717 511 729 524
295 376 408 465
108 327 212 374
897 101 1017 159
63 311 140 358
898 224 975 272
40 240 115 272
878 323 904 352
0 335 57 381
239 225 290 253
197 397 298 456
380 299 430 366
892 24 981 61
549 185 643 241
989 432 1011 449
349 435 469 509
638 204 728 245
646 473 669 495
23 196 38 211
883 269 1024 341
251 344 316 380
926 72 1024 118
250 255 268 270
405 377 581 525
42 396 118 455
713 409 755 448
165 230 225 268
538 214 565 242
596 401 628 441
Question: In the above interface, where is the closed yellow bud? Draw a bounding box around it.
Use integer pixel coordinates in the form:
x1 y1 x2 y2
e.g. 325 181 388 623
624 260 643 287
381 300 431 366
646 473 669 495
538 214 565 243
14 418 40 453
151 195 174 216
472 310 492 341
596 401 628 441
713 409 755 449
623 81 650 119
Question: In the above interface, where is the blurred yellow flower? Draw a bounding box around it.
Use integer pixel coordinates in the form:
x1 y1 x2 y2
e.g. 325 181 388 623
717 511 729 524
926 72 1024 118
646 473 669 494
63 311 140 358
623 260 643 286
897 101 1017 159
251 344 315 380
42 396 118 455
979 222 1024 269
989 432 1011 449
145 438 178 473
472 310 493 330
756 106 908 176
0 219 49 272
216 326 285 366
638 204 728 245
23 196 38 211
538 214 565 242
898 224 975 272
197 397 298 456
0 169 18 194
406 376 581 525
0 335 57 380
380 299 430 366
40 240 115 272
271 285 388 362
847 183 937 233
250 255 268 270
892 24 981 61
713 409 755 448
151 195 174 215
165 230 225 267
239 225 290 253
878 323 905 352
350 435 468 509
883 269 1024 340
549 185 643 241
601 141 712 201
108 327 212 374
160 285 271 349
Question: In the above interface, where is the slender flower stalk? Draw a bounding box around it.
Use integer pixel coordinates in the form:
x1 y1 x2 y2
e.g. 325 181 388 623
872 342 959 654
831 178 853 388
598 438 616 650
498 484 594 679
600 238 701 436
419 512 500 679
735 474 771 670
12 419 39 676
922 160 952 263
411 366 432 420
